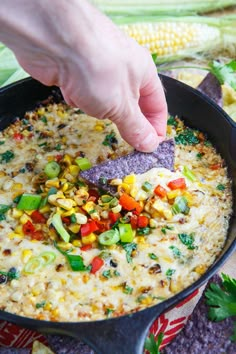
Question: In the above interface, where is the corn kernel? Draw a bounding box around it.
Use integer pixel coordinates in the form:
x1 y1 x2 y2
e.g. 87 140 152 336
37 107 45 116
57 110 66 118
68 224 81 233
59 297 65 302
152 200 164 213
12 208 23 219
111 204 122 213
123 174 136 184
149 218 158 228
56 242 73 250
31 288 40 296
72 239 82 247
61 136 67 144
15 225 24 235
56 198 76 210
11 183 23 191
139 296 153 305
20 214 32 225
82 201 96 214
22 249 32 262
82 274 89 283
39 205 51 213
183 191 194 206
94 125 104 131
61 182 69 192
75 213 88 224
63 154 72 166
44 302 52 311
110 178 122 186
8 232 23 239
45 179 60 188
61 208 76 217
136 190 148 201
195 264 206 275
163 209 172 220
61 279 67 285
69 165 80 176
51 308 59 317
167 189 181 200
130 186 138 198
81 233 97 245
118 183 131 194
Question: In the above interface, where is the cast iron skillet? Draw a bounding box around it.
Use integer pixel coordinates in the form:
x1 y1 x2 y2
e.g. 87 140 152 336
0 75 235 354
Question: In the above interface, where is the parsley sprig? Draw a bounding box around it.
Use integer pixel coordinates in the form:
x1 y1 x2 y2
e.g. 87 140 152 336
205 273 236 342
144 332 164 354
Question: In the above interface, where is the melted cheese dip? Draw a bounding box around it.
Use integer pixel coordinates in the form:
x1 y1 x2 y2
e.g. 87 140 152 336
0 103 232 322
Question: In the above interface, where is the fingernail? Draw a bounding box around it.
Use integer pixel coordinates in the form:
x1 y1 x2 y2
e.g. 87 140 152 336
135 132 159 152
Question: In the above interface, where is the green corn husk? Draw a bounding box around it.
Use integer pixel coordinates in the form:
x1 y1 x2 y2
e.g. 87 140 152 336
93 0 236 16
0 44 28 88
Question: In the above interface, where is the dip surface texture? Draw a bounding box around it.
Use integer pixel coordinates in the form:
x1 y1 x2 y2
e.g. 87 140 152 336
0 103 232 322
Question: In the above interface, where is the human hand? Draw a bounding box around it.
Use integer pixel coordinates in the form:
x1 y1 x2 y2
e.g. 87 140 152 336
0 0 167 152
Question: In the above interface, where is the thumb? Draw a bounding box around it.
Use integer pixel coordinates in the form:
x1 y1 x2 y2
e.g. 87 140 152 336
112 103 160 152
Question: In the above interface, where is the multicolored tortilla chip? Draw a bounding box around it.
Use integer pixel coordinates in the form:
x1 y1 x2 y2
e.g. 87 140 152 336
80 139 175 193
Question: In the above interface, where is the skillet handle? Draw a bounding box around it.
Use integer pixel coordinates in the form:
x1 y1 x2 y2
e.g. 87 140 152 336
70 307 161 354
230 125 236 165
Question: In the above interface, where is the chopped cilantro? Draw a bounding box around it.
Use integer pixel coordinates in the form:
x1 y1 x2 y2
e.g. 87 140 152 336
113 270 120 277
178 233 195 250
102 270 112 279
216 184 226 191
145 332 164 354
204 140 212 147
22 118 29 125
105 308 114 317
0 268 20 281
169 245 182 258
102 131 118 147
196 152 204 160
0 141 5 145
175 129 199 146
121 242 137 263
167 116 178 127
209 60 236 90
40 116 48 124
0 204 11 222
161 225 174 234
55 144 62 151
38 142 47 147
0 150 15 163
36 301 46 309
0 214 6 221
137 227 151 236
19 168 26 173
149 253 158 260
166 268 176 279
123 284 133 294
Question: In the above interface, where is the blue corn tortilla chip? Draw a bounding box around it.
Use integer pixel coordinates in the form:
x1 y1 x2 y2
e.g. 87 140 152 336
197 72 222 107
80 139 175 193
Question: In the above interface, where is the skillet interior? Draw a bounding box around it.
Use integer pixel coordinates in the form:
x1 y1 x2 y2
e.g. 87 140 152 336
0 76 235 354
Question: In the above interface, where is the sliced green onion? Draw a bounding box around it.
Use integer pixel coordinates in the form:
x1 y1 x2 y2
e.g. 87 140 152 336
119 223 134 243
109 197 119 207
183 166 196 181
17 193 42 210
172 196 190 215
44 161 61 179
142 181 152 192
98 229 120 246
101 195 113 203
51 213 70 243
39 252 56 265
54 242 89 271
23 257 45 274
75 157 92 171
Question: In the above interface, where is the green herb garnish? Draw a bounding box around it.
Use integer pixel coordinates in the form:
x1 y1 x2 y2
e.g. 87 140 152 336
175 129 199 146
166 268 176 279
36 301 46 309
54 242 89 272
216 184 226 191
178 233 195 250
123 284 133 294
167 116 178 127
105 308 114 317
102 270 112 279
0 269 20 280
169 245 182 258
149 253 158 260
55 144 62 151
205 273 236 342
121 242 137 263
0 150 15 163
145 332 164 354
40 116 48 124
196 152 204 160
0 141 5 145
102 131 118 147
137 227 151 236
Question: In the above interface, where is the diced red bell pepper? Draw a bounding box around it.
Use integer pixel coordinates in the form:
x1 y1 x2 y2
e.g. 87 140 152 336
96 219 111 233
108 211 121 224
210 163 221 170
80 244 93 251
13 132 23 141
81 220 99 237
22 220 35 235
61 217 71 226
31 230 44 241
55 154 63 162
119 193 142 214
90 256 104 274
168 178 186 190
154 185 167 198
31 210 46 224
88 189 100 202
130 215 138 229
137 215 149 228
